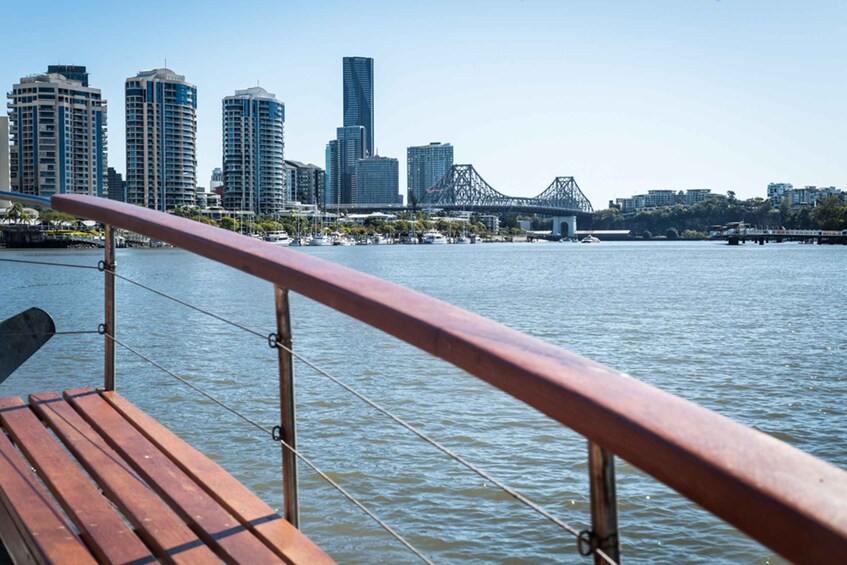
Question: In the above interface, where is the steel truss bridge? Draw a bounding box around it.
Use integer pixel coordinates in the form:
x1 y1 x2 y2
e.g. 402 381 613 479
326 164 594 217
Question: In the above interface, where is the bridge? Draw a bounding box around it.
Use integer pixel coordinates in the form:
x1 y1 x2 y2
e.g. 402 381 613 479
326 164 594 236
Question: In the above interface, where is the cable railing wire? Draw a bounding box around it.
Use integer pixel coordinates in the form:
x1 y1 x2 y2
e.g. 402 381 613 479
102 270 606 557
106 333 434 565
0 257 100 270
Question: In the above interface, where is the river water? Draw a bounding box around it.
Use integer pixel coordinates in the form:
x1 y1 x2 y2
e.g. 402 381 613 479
1 241 845 564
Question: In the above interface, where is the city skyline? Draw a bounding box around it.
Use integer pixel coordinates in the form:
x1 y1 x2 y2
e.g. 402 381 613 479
2 1 845 210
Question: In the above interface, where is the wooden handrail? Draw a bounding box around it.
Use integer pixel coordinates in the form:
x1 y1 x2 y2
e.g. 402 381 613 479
52 194 847 564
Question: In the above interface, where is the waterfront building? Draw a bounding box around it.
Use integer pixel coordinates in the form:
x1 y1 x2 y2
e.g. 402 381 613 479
106 167 125 202
355 155 399 205
615 189 718 212
767 183 793 205
8 71 107 197
407 142 453 204
284 160 325 204
222 87 286 215
331 125 366 205
343 56 374 157
479 214 500 234
46 65 89 87
125 68 197 211
0 117 9 189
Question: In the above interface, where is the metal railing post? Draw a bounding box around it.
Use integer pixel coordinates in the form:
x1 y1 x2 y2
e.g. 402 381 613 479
275 285 299 527
103 224 116 391
587 440 620 564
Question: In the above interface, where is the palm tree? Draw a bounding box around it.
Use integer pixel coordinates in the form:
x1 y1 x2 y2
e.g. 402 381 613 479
4 202 31 225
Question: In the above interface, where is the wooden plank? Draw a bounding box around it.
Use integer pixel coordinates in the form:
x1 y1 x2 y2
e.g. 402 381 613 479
64 388 285 565
52 192 847 564
102 390 334 565
0 396 154 565
0 397 95 565
29 391 219 565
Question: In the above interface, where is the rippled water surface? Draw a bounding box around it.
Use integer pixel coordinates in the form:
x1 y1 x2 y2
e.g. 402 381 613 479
2 241 845 564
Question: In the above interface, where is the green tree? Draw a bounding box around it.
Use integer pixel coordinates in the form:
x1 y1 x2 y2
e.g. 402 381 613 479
220 217 238 231
665 227 679 239
4 202 32 225
642 230 652 239
812 196 847 230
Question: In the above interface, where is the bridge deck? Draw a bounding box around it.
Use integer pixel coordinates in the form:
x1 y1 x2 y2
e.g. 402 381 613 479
0 388 332 564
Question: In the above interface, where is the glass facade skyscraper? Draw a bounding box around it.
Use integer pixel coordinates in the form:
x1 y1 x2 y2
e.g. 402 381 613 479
343 57 374 158
407 142 454 204
355 156 399 204
8 71 107 197
334 125 365 204
222 87 286 215
125 68 197 211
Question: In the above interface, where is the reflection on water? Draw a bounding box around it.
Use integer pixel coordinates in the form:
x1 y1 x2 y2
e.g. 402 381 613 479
2 241 844 564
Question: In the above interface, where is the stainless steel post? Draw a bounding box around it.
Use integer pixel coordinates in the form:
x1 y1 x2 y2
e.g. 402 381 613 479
275 285 299 527
588 440 620 564
104 224 116 391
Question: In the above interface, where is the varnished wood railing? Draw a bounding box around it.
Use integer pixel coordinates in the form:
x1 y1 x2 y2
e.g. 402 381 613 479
50 194 847 564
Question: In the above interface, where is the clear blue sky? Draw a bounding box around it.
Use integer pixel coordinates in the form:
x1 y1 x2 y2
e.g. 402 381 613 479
3 0 845 209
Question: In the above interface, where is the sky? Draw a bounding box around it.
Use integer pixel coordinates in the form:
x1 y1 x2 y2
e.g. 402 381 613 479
2 0 845 209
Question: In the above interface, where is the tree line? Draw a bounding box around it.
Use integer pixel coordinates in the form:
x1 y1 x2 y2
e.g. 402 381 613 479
590 196 847 238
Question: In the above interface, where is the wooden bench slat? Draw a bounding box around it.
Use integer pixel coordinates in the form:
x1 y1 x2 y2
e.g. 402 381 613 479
65 388 285 565
0 398 95 565
0 396 154 565
102 390 334 565
30 391 220 565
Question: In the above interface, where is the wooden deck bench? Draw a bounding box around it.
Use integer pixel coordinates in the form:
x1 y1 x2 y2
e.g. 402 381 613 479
0 387 333 564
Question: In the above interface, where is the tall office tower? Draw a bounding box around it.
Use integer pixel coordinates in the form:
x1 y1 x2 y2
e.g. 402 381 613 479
8 72 107 197
334 125 365 205
407 142 453 204
0 117 9 189
325 140 338 207
222 87 286 215
284 160 325 204
355 155 399 204
343 57 374 157
125 68 197 211
47 65 89 87
106 167 125 202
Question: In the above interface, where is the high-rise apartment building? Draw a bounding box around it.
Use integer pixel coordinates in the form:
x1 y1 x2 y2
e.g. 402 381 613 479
407 142 453 204
222 87 286 215
284 160 325 204
125 68 197 211
343 57 374 157
8 71 107 197
210 167 223 194
0 117 9 189
355 155 399 204
47 65 89 87
106 167 125 202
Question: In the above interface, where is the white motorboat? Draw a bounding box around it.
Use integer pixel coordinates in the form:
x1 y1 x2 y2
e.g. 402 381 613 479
264 231 291 246
422 229 448 244
309 233 332 246
580 235 601 243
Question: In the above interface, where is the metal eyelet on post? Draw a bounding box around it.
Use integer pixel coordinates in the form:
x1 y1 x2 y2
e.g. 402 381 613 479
271 425 282 441
577 530 596 557
97 323 107 335
267 332 279 349
97 260 106 272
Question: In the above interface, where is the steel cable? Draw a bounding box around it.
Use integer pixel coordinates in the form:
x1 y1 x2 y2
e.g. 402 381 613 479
0 257 100 269
106 334 434 565
101 270 615 563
